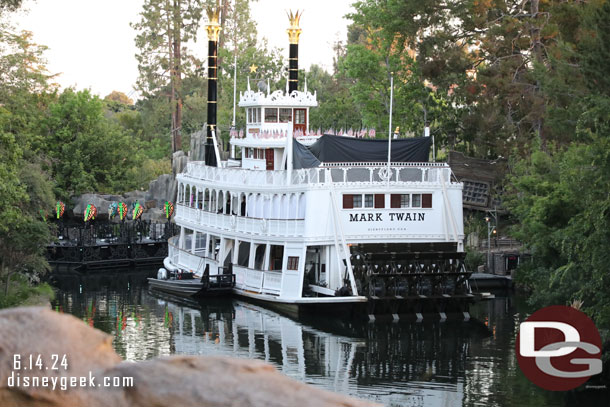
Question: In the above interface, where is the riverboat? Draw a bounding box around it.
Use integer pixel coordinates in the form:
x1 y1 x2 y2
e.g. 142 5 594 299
150 9 488 320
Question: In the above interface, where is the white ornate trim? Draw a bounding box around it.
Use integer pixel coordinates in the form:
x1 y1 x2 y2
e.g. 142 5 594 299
239 89 318 107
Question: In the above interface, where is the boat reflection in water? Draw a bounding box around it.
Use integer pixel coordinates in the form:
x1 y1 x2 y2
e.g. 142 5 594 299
164 294 484 406
51 273 564 407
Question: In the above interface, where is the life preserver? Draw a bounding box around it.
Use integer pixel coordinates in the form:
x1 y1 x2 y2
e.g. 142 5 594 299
378 167 392 181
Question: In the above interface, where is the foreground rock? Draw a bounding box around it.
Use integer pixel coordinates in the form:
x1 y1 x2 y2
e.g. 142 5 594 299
0 307 377 407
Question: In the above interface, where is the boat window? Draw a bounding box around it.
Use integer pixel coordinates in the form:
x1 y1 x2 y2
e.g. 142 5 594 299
264 107 278 123
287 256 299 270
353 195 363 208
247 108 251 123
279 108 292 123
422 193 432 208
391 194 410 208
255 107 261 123
342 194 353 209
412 194 421 208
364 194 374 208
295 109 306 124
269 245 284 271
374 194 384 208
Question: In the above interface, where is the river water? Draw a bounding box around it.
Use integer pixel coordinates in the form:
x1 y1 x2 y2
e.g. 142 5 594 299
50 271 593 407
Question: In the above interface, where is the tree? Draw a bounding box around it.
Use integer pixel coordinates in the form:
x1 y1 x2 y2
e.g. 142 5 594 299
132 0 205 153
343 0 464 145
0 107 53 297
104 90 134 105
505 0 610 338
45 89 143 198
213 0 284 141
0 0 23 13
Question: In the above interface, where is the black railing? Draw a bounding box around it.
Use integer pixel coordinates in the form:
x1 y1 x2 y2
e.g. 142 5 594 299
52 221 179 247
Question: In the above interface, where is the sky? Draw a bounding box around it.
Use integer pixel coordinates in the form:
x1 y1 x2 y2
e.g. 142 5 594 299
10 0 354 100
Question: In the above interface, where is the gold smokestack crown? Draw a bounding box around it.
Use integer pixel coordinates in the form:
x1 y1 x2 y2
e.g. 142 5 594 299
287 9 302 44
206 7 221 42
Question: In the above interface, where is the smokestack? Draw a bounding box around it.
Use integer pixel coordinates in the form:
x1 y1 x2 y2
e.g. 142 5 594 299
205 7 221 167
287 10 302 94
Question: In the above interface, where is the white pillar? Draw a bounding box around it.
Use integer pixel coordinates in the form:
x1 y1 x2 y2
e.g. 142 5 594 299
286 122 293 185
264 244 271 271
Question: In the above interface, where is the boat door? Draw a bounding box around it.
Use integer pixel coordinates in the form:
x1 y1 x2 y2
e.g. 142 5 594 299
294 108 306 133
265 148 274 170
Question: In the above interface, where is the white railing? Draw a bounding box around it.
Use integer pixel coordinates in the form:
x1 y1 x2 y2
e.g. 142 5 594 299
234 266 282 296
182 161 455 187
176 205 304 237
262 271 282 295
167 235 213 274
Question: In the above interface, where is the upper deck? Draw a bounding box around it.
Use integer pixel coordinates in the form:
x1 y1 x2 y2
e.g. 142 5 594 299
175 161 464 245
179 161 458 191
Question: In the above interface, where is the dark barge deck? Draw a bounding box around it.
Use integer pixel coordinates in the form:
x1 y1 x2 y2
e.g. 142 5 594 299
46 221 178 272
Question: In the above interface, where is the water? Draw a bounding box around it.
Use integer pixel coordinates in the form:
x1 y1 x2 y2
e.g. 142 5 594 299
50 271 590 406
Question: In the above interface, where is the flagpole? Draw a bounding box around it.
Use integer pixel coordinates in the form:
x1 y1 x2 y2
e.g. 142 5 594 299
387 73 394 175
232 54 237 127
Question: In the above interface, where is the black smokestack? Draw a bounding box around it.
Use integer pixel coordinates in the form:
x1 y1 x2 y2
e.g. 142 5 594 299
287 10 302 94
205 8 221 167
289 44 298 94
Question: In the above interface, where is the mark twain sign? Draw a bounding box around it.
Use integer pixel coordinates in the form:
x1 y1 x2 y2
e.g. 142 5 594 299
348 212 426 222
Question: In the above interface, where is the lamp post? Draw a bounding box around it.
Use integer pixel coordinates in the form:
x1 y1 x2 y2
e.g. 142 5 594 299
485 215 497 273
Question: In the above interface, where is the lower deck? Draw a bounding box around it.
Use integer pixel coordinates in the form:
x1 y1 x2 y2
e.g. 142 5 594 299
162 229 485 319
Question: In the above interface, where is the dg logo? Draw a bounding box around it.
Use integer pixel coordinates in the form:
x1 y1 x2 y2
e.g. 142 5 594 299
516 305 602 391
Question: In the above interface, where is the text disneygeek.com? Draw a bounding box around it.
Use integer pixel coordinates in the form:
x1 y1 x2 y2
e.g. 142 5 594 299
7 354 133 391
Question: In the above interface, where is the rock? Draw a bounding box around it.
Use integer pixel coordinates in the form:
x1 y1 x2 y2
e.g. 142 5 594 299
145 173 176 204
144 200 157 210
0 307 377 407
172 150 188 175
72 193 113 220
100 194 124 202
141 208 165 222
189 129 205 161
122 190 147 201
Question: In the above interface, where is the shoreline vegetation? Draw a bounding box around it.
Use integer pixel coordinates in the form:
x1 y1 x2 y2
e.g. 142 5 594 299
1 0 609 354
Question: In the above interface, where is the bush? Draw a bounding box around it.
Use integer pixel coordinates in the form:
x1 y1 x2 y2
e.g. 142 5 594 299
0 274 55 308
465 248 485 272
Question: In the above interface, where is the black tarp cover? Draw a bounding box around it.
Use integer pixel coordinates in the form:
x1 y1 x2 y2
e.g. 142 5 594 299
293 134 431 168
292 138 321 169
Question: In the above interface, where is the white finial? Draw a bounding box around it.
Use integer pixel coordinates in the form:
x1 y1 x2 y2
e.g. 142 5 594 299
285 77 289 95
267 78 270 96
304 77 308 93
247 76 251 91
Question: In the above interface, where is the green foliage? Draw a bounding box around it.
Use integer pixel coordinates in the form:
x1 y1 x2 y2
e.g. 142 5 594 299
506 134 610 334
465 248 485 272
306 63 361 131
0 274 55 308
504 0 610 336
44 89 144 197
125 158 172 190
